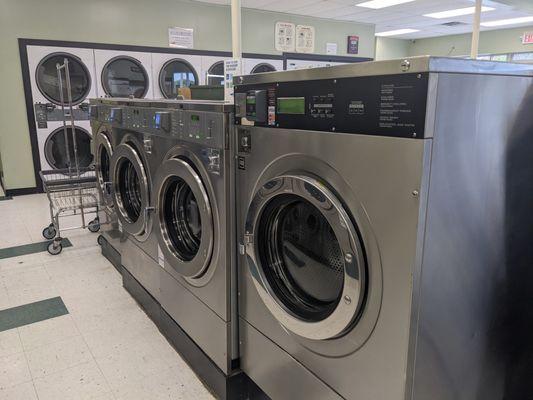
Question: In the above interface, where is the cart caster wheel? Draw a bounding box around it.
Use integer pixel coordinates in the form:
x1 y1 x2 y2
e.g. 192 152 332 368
97 235 105 246
47 240 62 255
88 219 100 233
42 225 56 240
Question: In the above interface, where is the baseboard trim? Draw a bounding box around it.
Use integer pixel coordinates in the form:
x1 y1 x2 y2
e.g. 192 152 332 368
5 187 40 197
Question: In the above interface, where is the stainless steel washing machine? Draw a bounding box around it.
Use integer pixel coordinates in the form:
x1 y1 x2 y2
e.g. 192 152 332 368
234 57 533 400
151 100 238 376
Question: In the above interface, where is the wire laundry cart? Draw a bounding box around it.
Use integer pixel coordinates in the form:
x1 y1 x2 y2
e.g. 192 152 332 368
40 59 105 255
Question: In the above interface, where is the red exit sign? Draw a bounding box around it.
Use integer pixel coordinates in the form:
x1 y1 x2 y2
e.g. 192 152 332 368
523 32 533 44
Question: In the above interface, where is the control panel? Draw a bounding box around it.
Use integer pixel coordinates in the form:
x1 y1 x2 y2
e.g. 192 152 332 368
235 73 429 139
34 103 90 129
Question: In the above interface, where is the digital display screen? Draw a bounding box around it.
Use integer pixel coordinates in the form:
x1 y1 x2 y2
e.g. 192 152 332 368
191 114 200 122
154 114 161 125
246 96 256 105
277 97 305 115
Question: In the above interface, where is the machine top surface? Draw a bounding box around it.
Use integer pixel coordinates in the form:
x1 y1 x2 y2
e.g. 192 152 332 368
234 56 533 86
90 97 234 113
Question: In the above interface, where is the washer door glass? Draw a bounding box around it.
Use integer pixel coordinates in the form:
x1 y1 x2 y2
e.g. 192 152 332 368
44 127 93 169
95 131 113 199
159 59 198 98
251 63 276 74
207 61 224 86
36 53 91 105
156 157 214 280
102 57 148 98
246 175 366 340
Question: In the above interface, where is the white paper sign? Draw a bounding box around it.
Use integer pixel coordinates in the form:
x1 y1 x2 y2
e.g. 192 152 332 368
296 25 315 53
168 27 194 49
275 22 295 52
326 42 338 55
224 59 242 102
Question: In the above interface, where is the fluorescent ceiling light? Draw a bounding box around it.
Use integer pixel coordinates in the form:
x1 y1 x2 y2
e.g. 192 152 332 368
356 0 415 10
376 28 420 37
424 6 495 19
481 16 533 27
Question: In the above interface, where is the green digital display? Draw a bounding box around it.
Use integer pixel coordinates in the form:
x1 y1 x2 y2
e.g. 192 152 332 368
191 114 200 121
277 97 305 115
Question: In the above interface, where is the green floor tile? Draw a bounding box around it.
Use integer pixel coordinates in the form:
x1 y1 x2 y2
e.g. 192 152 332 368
0 239 73 259
0 297 69 332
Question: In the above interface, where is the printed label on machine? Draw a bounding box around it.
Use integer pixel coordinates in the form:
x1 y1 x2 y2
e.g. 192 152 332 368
157 245 165 268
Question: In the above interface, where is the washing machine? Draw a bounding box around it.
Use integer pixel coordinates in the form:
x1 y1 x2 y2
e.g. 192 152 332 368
242 57 284 75
201 55 232 86
151 100 239 377
107 99 161 300
27 46 97 176
95 50 153 99
152 53 203 98
234 57 533 399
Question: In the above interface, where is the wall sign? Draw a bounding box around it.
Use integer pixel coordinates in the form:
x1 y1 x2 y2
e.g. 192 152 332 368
296 25 315 53
326 42 338 55
275 22 295 52
347 35 359 54
168 27 194 48
224 59 242 102
523 32 533 45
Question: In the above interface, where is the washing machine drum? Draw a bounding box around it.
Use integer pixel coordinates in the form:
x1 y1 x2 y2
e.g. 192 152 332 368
44 126 93 169
245 175 367 341
111 142 151 237
102 56 149 98
155 157 214 280
36 53 91 106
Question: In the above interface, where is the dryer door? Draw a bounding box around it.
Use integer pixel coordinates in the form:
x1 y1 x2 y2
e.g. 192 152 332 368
111 142 151 238
94 129 113 205
245 174 366 341
154 156 214 281
44 126 93 169
102 56 149 98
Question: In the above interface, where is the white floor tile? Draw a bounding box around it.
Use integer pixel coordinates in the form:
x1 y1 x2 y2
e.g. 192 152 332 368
33 361 112 400
0 352 32 389
0 381 38 400
0 329 23 358
19 314 80 351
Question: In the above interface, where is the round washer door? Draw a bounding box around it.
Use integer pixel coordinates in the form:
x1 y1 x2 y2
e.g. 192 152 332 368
251 63 276 74
44 126 93 169
102 56 149 98
245 175 366 341
155 157 214 280
36 52 91 106
111 142 150 237
159 59 199 98
94 129 113 204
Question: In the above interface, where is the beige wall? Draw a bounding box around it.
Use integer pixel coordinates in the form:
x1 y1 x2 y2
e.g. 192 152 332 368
0 0 375 191
409 25 533 57
375 37 410 60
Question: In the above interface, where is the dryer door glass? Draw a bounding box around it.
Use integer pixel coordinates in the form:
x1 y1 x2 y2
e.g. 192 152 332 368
207 61 224 86
44 127 93 169
102 57 149 98
36 53 91 105
246 175 366 340
251 63 276 74
159 59 198 98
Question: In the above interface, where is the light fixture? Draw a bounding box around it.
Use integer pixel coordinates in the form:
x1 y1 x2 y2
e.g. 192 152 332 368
375 28 420 37
481 16 533 27
356 0 416 10
424 6 495 19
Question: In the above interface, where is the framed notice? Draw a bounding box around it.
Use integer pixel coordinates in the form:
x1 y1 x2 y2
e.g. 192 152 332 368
168 27 194 48
523 32 533 45
275 22 295 52
296 25 315 53
347 35 359 54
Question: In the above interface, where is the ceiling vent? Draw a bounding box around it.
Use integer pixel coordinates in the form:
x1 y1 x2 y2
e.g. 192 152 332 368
441 21 468 26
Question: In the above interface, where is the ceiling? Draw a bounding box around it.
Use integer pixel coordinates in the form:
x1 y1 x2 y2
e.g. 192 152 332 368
195 0 533 39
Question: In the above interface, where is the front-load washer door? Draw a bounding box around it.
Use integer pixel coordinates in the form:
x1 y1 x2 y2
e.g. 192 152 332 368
44 126 93 169
245 174 367 341
111 142 151 238
155 157 214 281
94 129 113 205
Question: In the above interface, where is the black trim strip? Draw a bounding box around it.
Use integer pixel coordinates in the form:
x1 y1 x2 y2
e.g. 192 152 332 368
283 52 373 63
5 186 40 197
0 196 13 201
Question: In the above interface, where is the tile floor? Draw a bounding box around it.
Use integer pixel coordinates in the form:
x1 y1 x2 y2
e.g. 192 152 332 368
0 194 215 400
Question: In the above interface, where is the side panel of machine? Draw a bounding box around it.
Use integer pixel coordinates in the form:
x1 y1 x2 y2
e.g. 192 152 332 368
410 73 533 400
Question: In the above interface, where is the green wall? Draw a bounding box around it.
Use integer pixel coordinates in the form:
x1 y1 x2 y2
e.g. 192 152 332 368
375 37 410 60
409 25 533 57
0 0 375 191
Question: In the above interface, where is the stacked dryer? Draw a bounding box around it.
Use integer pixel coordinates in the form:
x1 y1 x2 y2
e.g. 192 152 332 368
27 45 97 179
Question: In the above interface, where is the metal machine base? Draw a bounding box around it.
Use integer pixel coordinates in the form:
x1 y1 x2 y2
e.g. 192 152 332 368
98 235 122 274
121 267 267 400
